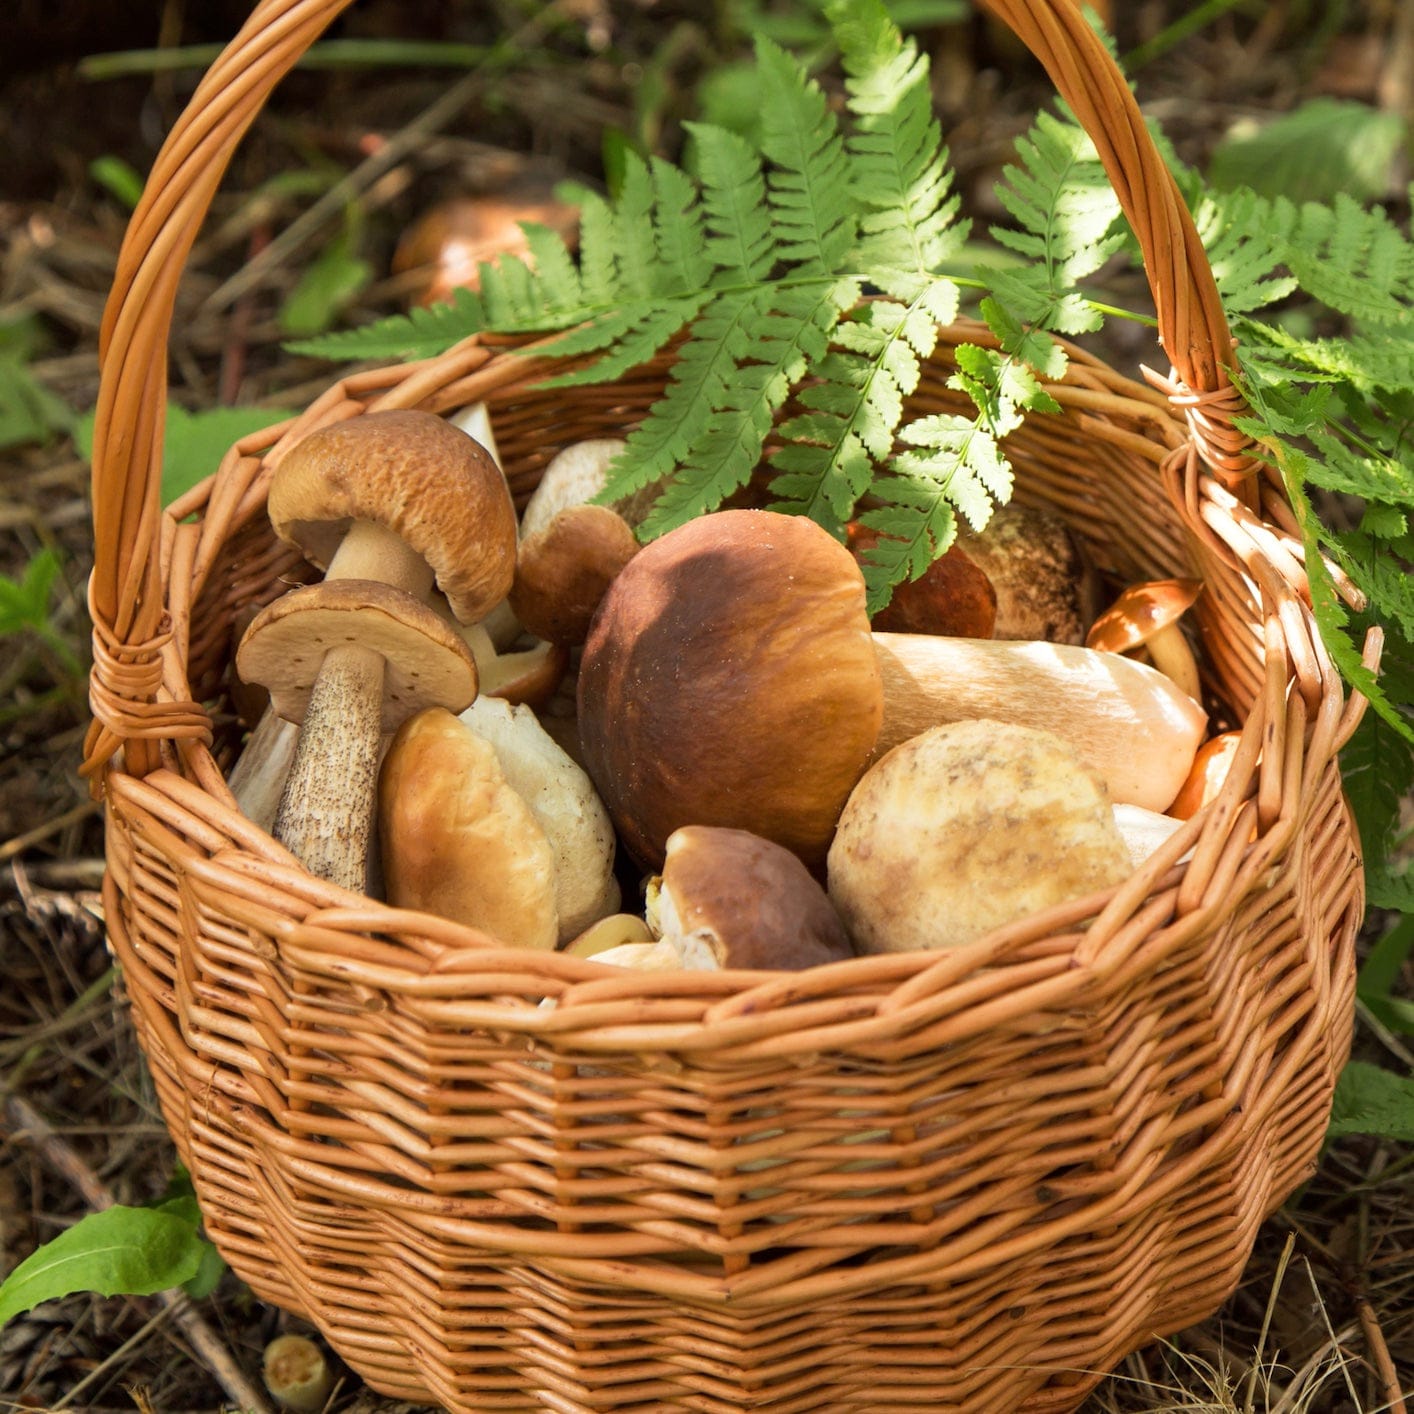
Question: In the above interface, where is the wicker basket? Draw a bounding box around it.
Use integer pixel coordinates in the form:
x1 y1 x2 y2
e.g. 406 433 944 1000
85 2 1380 1410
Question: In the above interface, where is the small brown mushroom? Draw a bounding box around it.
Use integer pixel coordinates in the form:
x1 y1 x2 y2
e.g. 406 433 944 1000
848 522 997 638
1167 730 1243 819
654 825 854 970
1086 578 1204 702
510 502 640 646
827 720 1133 953
237 410 517 890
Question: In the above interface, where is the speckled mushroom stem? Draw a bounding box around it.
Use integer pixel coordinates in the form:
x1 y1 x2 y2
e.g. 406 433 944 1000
269 521 431 890
273 644 385 891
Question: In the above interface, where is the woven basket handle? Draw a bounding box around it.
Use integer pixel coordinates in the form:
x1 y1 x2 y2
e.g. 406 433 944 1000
85 0 1244 777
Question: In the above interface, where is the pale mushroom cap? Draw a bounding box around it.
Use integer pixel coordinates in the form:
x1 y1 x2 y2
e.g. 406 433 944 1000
509 503 640 646
658 826 854 970
235 580 478 730
828 720 1133 954
957 502 1098 644
519 439 665 539
577 509 885 870
563 912 652 958
379 708 558 949
267 409 518 624
1086 578 1204 655
459 623 568 707
459 694 620 942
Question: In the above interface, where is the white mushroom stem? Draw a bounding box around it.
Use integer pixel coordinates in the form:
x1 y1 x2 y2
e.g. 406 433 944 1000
871 632 1208 813
323 518 433 596
228 710 300 833
1143 623 1202 702
274 644 386 891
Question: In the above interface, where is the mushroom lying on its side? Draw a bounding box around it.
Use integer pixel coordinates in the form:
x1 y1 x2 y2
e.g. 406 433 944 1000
827 720 1133 954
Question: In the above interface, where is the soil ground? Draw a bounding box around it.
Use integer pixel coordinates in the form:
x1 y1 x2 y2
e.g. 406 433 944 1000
1 4 1411 1411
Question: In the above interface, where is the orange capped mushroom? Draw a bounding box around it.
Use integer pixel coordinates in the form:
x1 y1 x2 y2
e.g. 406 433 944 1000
1086 578 1203 701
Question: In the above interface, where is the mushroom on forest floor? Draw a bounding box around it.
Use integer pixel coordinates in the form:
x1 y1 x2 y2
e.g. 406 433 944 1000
236 410 517 890
578 509 1207 870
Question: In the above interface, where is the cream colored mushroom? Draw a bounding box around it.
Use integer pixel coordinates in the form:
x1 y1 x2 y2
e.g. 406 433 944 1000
379 707 558 949
459 694 619 942
827 720 1133 954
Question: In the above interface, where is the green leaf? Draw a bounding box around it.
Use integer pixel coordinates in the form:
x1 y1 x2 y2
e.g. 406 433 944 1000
1328 1060 1414 1142
0 1207 210 1326
0 353 76 451
0 549 62 638
1209 100 1404 205
278 225 373 339
1357 915 1414 1036
89 155 145 210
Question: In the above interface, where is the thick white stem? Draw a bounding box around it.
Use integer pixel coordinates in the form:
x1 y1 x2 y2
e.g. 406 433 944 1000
229 710 300 833
871 632 1208 813
272 644 384 891
325 519 433 597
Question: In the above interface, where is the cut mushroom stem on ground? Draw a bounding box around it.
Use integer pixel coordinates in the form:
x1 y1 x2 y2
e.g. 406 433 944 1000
235 410 517 891
1086 578 1204 702
578 509 1207 869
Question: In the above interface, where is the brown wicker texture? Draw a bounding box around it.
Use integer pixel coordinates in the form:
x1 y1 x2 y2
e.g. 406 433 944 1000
85 2 1380 1410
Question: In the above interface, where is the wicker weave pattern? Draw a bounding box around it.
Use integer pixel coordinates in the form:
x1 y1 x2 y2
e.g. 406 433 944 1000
87 3 1377 1410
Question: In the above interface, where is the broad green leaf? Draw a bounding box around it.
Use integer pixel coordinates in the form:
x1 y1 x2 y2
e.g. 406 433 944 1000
0 1207 209 1326
1209 100 1404 205
278 226 373 339
1328 1060 1414 1142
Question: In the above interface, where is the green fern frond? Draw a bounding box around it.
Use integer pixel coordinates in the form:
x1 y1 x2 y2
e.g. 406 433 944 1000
686 121 778 283
835 0 966 296
650 157 713 294
756 37 856 273
989 108 1124 334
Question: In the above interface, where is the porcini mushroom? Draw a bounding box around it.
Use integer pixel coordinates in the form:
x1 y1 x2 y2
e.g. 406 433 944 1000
510 439 657 647
379 707 559 948
578 509 1206 869
1086 578 1204 702
653 825 854 970
236 410 517 890
956 502 1099 643
848 522 997 639
459 694 619 941
828 720 1133 953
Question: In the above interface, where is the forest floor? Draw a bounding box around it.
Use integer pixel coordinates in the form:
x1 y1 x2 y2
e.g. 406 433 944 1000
1 3 1411 1411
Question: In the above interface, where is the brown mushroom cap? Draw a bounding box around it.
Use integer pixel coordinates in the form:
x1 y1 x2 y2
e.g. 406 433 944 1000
577 509 884 870
657 825 853 970
957 503 1098 643
1086 578 1203 655
267 409 517 624
848 523 997 638
827 719 1132 953
1167 730 1243 819
509 503 640 646
379 707 558 949
236 579 478 730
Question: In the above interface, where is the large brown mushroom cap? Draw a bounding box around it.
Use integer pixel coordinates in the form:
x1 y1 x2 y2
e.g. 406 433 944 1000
577 509 884 869
267 409 517 624
657 825 854 970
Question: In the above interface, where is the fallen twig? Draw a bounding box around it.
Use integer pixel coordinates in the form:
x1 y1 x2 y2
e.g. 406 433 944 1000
2 1093 273 1414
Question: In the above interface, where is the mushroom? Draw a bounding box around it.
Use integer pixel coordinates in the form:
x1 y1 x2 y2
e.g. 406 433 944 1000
562 912 652 958
262 1334 334 1413
1086 578 1204 702
508 439 661 646
1167 730 1243 819
458 622 568 707
458 694 619 941
236 410 517 890
652 825 854 970
956 502 1099 643
1112 802 1191 869
578 509 1207 869
379 707 559 948
848 522 997 638
827 720 1133 953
